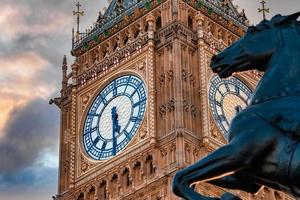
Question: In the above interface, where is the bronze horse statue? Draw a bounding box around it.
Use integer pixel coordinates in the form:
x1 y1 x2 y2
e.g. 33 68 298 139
173 12 300 200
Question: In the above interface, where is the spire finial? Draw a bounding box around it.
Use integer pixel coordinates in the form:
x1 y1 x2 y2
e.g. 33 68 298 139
73 1 84 34
62 55 68 89
63 55 67 66
258 0 270 20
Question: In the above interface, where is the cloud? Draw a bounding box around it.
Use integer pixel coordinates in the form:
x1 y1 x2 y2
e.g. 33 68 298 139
0 166 58 200
0 1 72 42
0 4 30 42
0 97 59 199
0 52 56 136
0 52 52 96
0 98 59 174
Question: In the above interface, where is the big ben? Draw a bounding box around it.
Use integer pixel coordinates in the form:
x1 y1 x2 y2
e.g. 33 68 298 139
51 0 293 199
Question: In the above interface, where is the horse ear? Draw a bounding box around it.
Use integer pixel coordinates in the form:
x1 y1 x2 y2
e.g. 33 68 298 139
274 12 300 25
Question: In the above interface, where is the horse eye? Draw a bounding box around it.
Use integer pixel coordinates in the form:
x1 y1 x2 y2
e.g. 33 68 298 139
248 26 258 33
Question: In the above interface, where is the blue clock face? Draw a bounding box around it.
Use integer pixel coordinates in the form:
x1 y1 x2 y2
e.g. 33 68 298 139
208 76 252 139
83 75 147 160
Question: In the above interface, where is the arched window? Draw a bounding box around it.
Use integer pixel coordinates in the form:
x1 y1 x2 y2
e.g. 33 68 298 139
123 35 129 45
77 192 84 200
134 29 140 38
113 41 118 51
145 155 155 177
110 174 119 198
145 24 149 32
188 15 193 29
87 186 95 200
122 168 131 188
156 16 162 30
133 161 142 186
98 181 107 200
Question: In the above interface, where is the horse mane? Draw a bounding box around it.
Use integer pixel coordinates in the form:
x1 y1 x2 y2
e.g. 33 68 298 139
253 12 300 33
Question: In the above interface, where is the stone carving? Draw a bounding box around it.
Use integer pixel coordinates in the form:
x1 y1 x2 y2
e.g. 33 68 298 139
167 70 174 81
191 105 197 118
183 99 189 112
167 99 175 113
173 12 300 200
80 155 89 173
139 124 148 139
159 105 167 118
159 74 165 87
182 69 189 82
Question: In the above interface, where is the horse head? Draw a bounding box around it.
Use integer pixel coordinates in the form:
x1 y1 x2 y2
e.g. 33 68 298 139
211 12 300 78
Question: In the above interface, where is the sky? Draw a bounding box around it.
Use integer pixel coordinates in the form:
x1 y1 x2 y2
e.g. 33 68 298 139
0 0 298 199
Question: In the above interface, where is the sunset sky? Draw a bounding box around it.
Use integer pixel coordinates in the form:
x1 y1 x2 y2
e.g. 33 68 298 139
0 0 298 199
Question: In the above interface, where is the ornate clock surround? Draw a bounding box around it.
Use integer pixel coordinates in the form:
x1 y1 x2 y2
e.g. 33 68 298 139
76 55 150 176
81 74 147 161
208 75 253 139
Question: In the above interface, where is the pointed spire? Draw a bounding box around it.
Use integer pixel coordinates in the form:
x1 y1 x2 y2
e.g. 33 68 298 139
62 55 68 89
63 55 67 66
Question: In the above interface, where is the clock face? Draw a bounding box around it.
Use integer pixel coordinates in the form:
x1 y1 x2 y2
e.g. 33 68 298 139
83 75 147 160
208 76 252 139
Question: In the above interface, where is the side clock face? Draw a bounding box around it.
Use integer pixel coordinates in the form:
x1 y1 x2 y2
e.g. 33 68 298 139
208 76 252 139
83 75 147 160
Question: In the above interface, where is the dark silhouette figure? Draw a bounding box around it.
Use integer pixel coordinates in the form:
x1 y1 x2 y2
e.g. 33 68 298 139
173 12 300 200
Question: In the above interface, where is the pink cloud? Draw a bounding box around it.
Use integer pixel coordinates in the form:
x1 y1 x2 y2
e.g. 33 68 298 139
0 4 72 42
0 52 56 137
0 4 30 41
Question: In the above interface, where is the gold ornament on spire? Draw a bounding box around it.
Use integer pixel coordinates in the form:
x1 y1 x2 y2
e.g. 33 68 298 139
73 1 84 34
258 0 270 20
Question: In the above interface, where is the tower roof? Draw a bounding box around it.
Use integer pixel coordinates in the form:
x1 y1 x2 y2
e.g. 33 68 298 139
104 0 137 18
96 0 247 26
96 0 144 26
73 0 248 51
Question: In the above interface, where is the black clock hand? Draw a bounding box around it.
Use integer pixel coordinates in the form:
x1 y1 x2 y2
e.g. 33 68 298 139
111 107 117 155
115 118 121 134
235 105 243 115
111 107 121 156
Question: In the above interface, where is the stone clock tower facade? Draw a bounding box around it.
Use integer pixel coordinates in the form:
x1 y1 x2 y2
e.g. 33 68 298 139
52 0 293 200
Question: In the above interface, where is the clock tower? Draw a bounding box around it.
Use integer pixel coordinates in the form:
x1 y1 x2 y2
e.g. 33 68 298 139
52 0 293 200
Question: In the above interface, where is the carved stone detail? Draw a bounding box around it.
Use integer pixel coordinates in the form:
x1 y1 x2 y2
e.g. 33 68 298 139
80 155 89 173
167 99 175 112
159 74 165 87
167 70 174 81
159 105 166 118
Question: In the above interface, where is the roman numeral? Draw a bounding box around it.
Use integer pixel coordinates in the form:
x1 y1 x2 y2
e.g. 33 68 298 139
133 99 146 107
100 94 108 104
84 126 98 135
235 86 240 95
225 84 230 92
93 136 100 146
113 81 117 96
130 82 142 98
101 141 107 150
123 76 132 94
130 116 142 122
214 100 222 107
87 144 93 152
218 115 227 122
217 89 225 97
123 130 130 139
88 113 100 117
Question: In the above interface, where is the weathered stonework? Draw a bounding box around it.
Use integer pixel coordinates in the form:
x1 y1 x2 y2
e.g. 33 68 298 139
53 0 294 199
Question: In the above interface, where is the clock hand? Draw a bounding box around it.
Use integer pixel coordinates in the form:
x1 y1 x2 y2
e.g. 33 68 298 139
235 105 243 115
111 107 120 156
